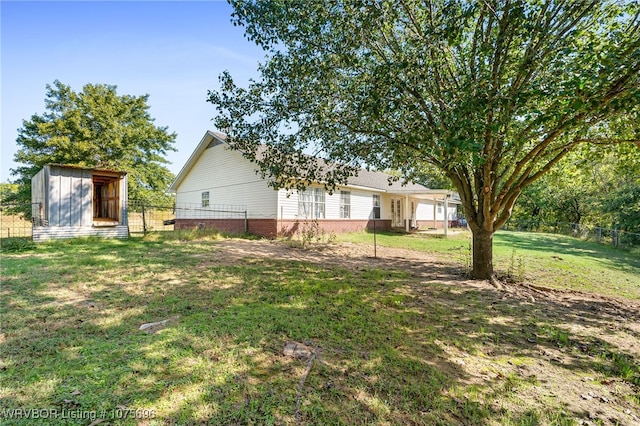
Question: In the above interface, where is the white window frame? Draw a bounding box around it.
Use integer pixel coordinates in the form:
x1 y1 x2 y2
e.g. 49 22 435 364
340 191 351 219
202 191 210 208
372 194 381 219
298 188 325 219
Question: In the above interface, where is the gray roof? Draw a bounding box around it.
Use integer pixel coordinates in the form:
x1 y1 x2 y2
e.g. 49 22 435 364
346 168 428 192
170 131 436 195
253 142 429 192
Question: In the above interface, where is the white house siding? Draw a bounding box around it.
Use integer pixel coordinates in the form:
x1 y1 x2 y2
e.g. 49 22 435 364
277 186 382 220
175 144 278 219
352 190 381 220
276 189 298 219
416 200 436 220
415 200 457 221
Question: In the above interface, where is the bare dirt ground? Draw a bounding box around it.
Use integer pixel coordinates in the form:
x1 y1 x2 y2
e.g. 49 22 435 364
211 239 640 426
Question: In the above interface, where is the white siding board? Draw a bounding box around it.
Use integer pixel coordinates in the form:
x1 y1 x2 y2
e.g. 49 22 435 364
350 190 379 220
414 200 457 222
277 187 380 220
380 194 393 220
175 145 277 219
325 191 340 219
416 201 435 220
277 189 299 219
174 139 460 225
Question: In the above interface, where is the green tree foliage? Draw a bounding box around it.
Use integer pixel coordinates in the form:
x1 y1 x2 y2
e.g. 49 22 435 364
10 80 176 212
0 183 20 205
209 0 640 279
514 144 640 232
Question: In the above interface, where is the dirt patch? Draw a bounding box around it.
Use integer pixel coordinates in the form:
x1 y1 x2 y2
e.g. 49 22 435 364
209 239 459 278
204 239 640 425
212 238 638 311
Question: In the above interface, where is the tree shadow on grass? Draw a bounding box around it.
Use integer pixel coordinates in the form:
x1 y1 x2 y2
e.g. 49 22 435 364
1 238 638 425
496 231 640 274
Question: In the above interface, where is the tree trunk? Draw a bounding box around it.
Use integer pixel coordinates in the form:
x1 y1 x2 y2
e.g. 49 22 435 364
472 228 494 279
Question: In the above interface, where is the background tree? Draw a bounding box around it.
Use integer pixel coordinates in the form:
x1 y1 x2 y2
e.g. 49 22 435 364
209 0 640 279
513 144 640 233
9 80 176 214
0 182 20 205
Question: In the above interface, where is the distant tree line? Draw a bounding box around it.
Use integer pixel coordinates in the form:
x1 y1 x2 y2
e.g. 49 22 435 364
511 144 640 233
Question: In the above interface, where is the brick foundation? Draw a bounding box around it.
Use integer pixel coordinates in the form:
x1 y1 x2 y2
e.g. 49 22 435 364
174 218 463 238
175 218 391 238
175 219 247 235
277 219 391 238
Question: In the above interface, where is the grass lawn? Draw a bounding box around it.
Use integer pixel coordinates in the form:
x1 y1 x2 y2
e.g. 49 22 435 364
338 230 640 300
1 231 639 425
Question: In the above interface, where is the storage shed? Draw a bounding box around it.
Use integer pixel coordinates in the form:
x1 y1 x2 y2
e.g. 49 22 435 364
31 164 128 241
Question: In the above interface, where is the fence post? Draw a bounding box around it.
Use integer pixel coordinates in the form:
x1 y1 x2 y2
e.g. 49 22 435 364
141 203 147 235
244 210 248 234
373 219 377 258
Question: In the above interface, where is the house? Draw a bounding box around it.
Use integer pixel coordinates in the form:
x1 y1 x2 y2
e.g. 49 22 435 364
31 164 128 241
169 131 459 238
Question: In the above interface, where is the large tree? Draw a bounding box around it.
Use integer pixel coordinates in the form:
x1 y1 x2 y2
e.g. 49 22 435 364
10 80 176 211
209 0 640 279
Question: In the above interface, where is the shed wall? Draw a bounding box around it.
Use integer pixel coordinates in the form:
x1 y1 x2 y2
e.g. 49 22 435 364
31 168 47 222
30 165 129 241
47 166 93 227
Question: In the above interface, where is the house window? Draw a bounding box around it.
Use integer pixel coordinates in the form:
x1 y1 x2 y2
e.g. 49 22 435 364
372 194 381 219
437 203 443 214
340 191 351 219
298 188 325 219
314 188 325 218
202 191 210 207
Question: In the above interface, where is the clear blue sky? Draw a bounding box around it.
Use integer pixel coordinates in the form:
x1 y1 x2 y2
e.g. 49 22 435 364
1 0 265 182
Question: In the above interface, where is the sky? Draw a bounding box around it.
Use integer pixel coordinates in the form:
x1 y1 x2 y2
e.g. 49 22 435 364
1 0 266 182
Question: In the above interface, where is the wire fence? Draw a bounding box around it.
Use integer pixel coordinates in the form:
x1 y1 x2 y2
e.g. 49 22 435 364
127 200 175 234
0 200 248 238
503 219 640 249
0 204 34 238
4 199 638 249
127 200 248 234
